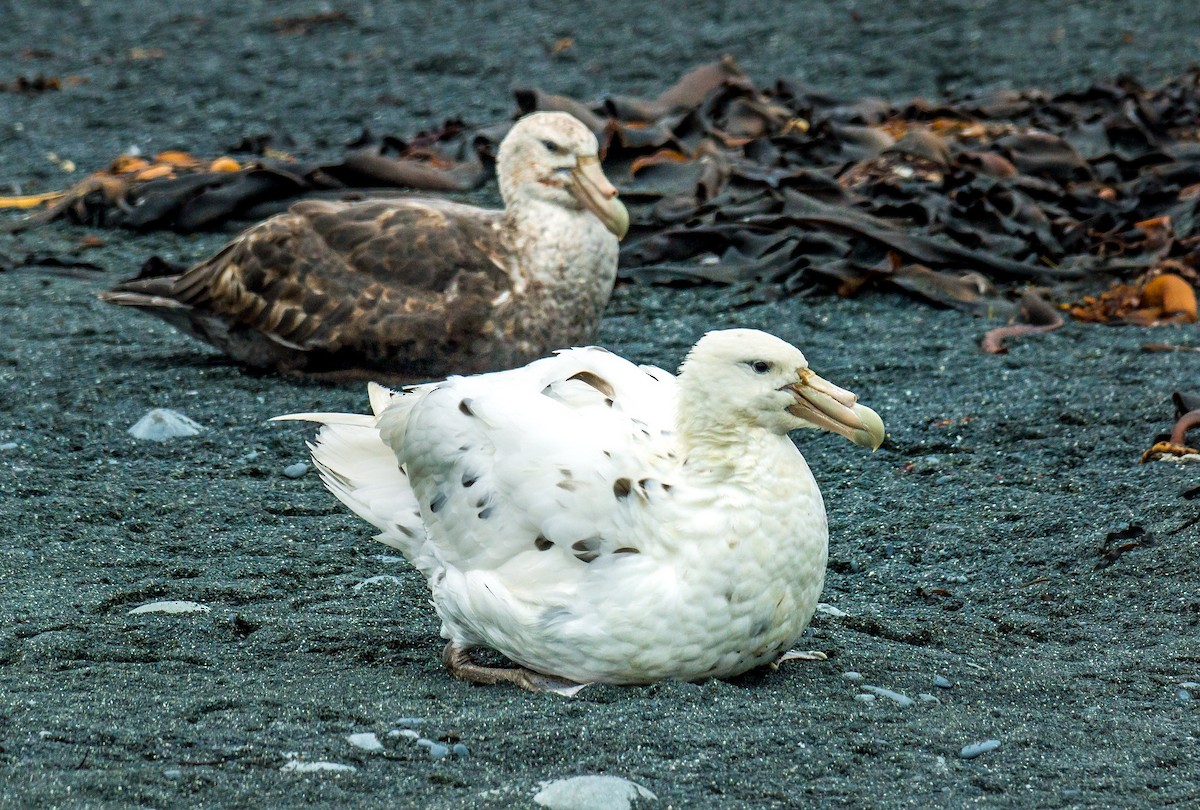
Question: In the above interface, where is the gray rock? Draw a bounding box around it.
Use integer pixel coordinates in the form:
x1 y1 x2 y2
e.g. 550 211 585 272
933 674 953 688
282 462 309 479
862 685 914 707
534 775 658 810
0 441 18 451
128 409 204 441
959 739 1002 759
452 743 470 758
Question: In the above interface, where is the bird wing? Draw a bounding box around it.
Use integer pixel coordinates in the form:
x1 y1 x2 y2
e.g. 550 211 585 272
162 198 512 364
380 347 680 596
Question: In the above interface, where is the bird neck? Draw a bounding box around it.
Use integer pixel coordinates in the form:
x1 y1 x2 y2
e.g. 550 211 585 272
675 414 798 484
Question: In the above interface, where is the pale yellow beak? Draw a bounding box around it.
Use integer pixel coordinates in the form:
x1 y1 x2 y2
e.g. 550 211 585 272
571 155 629 239
786 369 885 450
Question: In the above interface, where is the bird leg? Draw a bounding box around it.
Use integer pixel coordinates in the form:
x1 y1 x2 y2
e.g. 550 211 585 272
441 643 589 697
770 648 828 669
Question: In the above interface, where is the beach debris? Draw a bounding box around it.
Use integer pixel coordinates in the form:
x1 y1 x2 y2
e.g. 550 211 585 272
981 291 1064 353
127 408 204 441
534 775 658 810
1071 269 1198 325
346 732 384 753
128 600 210 615
1094 525 1155 570
959 739 1002 759
1142 391 1200 463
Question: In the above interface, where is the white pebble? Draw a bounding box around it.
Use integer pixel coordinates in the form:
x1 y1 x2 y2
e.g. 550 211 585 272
816 602 848 617
0 442 18 451
842 671 864 682
1181 681 1199 689
128 600 210 615
1178 689 1192 701
390 729 420 740
162 768 182 779
452 743 469 758
280 759 357 773
346 732 384 752
128 409 204 441
282 462 309 479
534 775 658 810
933 675 953 688
854 693 876 704
353 575 404 592
862 685 914 707
918 693 941 704
959 739 1002 759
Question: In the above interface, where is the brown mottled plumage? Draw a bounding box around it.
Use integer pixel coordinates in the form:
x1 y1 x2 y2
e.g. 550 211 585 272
98 112 628 381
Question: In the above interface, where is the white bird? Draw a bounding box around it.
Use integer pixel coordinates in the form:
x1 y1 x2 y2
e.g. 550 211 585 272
99 112 628 381
274 329 884 692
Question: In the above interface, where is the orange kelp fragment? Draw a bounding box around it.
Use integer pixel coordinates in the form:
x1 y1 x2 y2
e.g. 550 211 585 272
209 157 241 172
1138 274 1197 323
0 191 66 209
1071 273 1198 324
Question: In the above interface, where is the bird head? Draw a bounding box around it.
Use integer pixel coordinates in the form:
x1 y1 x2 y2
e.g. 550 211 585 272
496 112 629 239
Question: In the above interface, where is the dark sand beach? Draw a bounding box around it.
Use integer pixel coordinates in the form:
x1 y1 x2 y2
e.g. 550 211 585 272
2 2 1199 807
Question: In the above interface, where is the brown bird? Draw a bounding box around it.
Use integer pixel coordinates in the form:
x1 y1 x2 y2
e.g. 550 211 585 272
98 112 629 381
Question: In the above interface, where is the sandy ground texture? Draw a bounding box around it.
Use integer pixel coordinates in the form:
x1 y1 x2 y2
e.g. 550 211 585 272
3 2 1200 808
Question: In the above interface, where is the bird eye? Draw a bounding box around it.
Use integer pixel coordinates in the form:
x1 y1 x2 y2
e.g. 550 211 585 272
749 360 771 374
541 139 562 154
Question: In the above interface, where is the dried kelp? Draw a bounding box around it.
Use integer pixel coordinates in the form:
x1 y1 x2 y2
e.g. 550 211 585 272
6 58 1200 314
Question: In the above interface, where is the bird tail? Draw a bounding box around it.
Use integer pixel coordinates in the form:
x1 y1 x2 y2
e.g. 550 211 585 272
272 383 431 570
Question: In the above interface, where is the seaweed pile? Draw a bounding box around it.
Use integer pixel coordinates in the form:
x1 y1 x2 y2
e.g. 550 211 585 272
6 57 1200 318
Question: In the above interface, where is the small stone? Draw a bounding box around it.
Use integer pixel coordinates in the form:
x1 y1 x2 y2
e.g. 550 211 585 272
416 738 449 759
1180 681 1199 689
1178 689 1192 701
933 675 953 689
959 739 1001 759
390 729 420 741
842 671 864 682
280 758 357 773
0 442 18 451
816 602 848 618
282 462 309 479
854 693 876 704
534 775 658 810
353 575 403 591
452 743 469 759
346 732 384 752
393 717 424 726
918 693 941 704
934 475 953 486
128 600 210 615
163 768 183 779
128 408 204 441
862 685 914 707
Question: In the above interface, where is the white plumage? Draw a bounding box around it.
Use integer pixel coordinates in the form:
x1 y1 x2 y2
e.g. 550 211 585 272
275 328 884 691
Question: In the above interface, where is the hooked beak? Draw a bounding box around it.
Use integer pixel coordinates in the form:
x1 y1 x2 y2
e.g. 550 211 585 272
785 369 885 450
570 155 629 239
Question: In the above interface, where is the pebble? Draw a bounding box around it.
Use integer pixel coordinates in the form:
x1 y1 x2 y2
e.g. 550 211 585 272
1178 689 1192 701
390 729 421 741
128 600 210 615
917 693 941 704
416 738 449 759
934 475 953 486
280 758 357 773
842 671 864 682
346 732 384 752
816 602 848 618
854 693 876 704
282 462 309 479
452 743 469 759
0 441 18 451
534 775 658 810
353 575 403 592
393 717 424 726
862 685 914 707
163 768 183 780
128 408 205 441
1181 681 1199 689
959 739 1002 759
933 675 953 689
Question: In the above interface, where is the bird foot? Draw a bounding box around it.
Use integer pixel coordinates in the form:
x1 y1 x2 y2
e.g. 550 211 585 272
770 648 828 669
441 643 589 696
